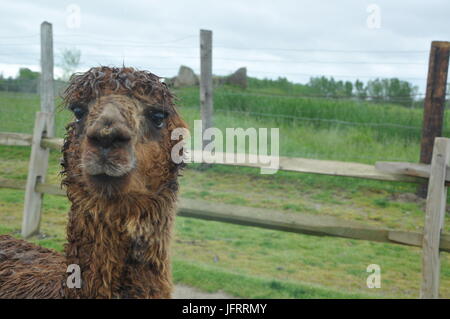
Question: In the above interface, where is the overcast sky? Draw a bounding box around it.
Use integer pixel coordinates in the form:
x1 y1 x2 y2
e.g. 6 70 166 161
0 0 449 93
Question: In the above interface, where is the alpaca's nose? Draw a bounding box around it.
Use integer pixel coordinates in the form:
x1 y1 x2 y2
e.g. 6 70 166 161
86 103 132 150
87 124 131 150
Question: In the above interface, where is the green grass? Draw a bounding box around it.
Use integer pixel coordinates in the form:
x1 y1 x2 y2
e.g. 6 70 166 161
173 85 448 163
0 145 449 298
172 259 372 299
175 86 450 141
1 87 443 163
179 105 420 164
1 88 450 298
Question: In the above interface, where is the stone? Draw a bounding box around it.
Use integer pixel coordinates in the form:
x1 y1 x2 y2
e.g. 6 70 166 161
173 65 199 88
224 67 247 89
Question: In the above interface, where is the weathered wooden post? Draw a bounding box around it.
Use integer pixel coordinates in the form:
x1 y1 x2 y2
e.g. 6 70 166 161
200 29 213 152
418 41 450 197
21 22 55 238
39 21 55 136
420 137 450 298
21 112 52 238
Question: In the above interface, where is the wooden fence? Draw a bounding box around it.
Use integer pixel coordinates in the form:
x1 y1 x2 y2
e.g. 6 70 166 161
1 130 450 298
0 22 449 298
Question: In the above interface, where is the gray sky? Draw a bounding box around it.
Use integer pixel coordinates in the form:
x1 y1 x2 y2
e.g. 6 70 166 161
0 0 449 93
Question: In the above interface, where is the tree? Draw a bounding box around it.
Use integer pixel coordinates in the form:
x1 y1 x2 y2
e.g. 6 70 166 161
305 75 418 106
365 77 417 106
18 68 39 80
344 81 353 97
354 79 367 100
307 76 337 97
308 77 353 98
16 68 40 93
59 48 81 81
366 78 384 102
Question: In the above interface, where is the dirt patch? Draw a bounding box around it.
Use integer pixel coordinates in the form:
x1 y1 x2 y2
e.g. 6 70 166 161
389 192 425 206
173 284 237 299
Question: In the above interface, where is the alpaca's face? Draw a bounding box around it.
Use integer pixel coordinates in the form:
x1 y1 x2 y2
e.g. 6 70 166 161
67 93 186 197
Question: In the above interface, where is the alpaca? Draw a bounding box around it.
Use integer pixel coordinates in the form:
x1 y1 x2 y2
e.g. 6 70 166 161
0 66 187 298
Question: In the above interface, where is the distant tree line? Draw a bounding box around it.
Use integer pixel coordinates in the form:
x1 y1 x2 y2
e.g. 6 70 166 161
0 68 40 93
0 67 73 96
307 76 419 107
0 65 442 108
248 76 423 107
0 48 81 94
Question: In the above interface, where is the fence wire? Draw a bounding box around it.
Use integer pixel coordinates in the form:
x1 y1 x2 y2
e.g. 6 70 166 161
0 33 446 166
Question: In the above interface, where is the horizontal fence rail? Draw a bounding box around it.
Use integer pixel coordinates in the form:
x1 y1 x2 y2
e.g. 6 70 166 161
0 132 430 184
0 176 449 253
1 131 449 254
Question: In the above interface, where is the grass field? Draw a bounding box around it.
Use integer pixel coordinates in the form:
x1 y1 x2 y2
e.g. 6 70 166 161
0 89 428 163
0 88 449 298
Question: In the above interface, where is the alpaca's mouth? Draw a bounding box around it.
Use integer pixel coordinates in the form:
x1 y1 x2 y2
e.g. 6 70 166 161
82 148 136 195
86 172 131 195
82 150 136 178
89 173 128 183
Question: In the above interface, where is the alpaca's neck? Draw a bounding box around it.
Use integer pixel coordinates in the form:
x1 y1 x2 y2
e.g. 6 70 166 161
63 192 176 298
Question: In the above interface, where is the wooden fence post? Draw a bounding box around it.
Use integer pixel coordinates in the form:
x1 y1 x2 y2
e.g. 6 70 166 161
21 112 51 238
21 21 55 238
200 29 213 151
40 21 55 136
420 137 450 298
418 41 450 198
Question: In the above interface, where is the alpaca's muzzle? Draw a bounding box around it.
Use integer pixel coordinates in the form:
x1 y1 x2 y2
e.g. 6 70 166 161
82 102 136 181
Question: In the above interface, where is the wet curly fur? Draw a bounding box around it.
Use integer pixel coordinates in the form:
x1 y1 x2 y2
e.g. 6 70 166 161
0 67 187 298
0 235 64 298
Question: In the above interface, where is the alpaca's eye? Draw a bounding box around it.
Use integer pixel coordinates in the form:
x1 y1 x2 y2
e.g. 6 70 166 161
70 106 87 121
150 112 167 128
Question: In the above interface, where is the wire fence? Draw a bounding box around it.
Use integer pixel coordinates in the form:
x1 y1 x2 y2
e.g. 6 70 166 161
0 32 432 74
0 32 447 165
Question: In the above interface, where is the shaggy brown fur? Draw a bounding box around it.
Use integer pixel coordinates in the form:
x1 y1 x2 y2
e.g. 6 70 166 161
0 67 187 298
0 235 64 298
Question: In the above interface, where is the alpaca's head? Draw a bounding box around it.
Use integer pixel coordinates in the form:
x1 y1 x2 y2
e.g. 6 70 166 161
61 67 187 198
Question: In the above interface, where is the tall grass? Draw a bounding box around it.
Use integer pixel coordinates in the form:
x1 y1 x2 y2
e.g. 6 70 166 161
179 106 420 163
175 86 448 143
0 86 438 163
